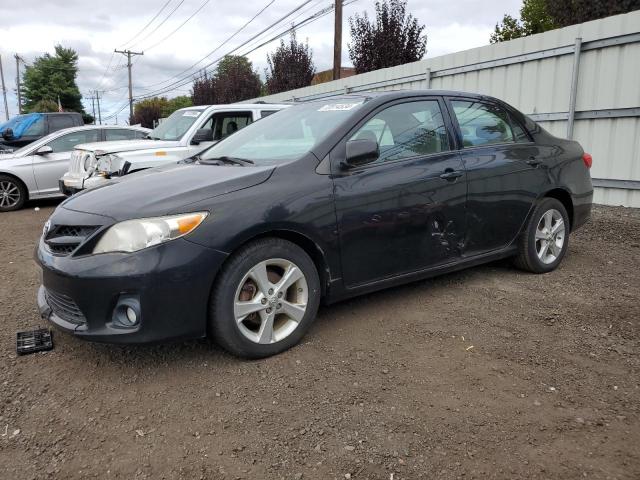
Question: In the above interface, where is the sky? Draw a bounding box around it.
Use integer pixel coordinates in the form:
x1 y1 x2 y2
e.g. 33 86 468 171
0 0 521 124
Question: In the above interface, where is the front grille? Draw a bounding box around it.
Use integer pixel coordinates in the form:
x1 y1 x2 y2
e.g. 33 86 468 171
44 225 99 256
45 289 86 325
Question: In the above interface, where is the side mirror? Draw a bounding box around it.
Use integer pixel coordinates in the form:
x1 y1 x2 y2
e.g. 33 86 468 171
2 128 14 140
191 128 213 145
36 145 53 155
343 138 379 168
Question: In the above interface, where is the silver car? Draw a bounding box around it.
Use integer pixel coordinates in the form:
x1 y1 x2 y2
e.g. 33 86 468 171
0 125 149 212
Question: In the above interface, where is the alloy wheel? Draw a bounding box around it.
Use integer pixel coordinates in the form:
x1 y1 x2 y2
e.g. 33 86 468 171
233 258 309 344
535 208 565 265
0 180 21 209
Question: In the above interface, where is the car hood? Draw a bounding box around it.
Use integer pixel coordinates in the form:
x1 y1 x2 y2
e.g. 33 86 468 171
76 139 180 154
61 163 276 221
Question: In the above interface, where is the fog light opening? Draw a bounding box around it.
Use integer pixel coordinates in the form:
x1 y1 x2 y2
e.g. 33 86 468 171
112 296 142 328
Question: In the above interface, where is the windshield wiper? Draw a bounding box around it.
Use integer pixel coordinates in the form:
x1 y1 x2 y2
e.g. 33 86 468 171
199 156 255 166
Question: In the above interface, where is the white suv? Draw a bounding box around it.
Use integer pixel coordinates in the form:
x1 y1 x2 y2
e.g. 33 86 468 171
60 103 288 194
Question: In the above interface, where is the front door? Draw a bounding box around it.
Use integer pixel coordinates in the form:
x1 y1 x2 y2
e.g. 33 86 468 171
32 129 100 196
332 98 467 288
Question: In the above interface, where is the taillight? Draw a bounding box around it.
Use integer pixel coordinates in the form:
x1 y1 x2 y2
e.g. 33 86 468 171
582 152 592 169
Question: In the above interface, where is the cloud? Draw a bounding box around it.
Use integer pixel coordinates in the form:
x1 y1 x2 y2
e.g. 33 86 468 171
0 0 521 123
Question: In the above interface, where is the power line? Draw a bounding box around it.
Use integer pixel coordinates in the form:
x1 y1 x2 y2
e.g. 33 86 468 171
129 0 186 49
118 0 173 48
141 0 212 52
135 0 316 99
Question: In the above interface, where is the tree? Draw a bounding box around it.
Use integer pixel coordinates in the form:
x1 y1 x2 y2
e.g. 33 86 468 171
491 0 556 43
130 96 192 128
348 0 427 74
191 73 217 106
21 45 86 116
545 0 640 28
265 31 315 95
214 55 262 104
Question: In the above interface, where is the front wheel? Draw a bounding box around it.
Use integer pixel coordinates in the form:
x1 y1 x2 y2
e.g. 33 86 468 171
514 198 570 273
0 175 27 212
209 238 321 358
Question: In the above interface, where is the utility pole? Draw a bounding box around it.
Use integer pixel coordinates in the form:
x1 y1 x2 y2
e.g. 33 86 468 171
114 49 143 121
14 54 22 114
0 54 9 120
88 92 97 124
95 90 102 125
333 0 343 81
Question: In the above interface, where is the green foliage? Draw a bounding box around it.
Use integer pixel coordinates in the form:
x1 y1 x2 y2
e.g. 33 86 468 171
545 0 640 27
265 31 315 95
490 0 556 43
348 0 427 74
191 56 262 105
21 45 85 114
130 95 192 128
30 99 60 113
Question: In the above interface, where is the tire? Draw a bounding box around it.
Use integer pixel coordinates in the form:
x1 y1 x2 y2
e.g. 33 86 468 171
0 175 27 212
514 197 570 273
209 238 321 359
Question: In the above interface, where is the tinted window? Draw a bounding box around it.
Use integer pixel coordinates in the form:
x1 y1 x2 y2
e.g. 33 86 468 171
350 100 450 163
48 115 75 132
452 100 515 147
260 110 279 118
47 130 100 153
105 129 139 141
510 117 531 142
23 116 45 136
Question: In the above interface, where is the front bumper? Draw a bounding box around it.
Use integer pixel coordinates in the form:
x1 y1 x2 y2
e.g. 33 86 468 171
59 173 110 195
36 236 228 344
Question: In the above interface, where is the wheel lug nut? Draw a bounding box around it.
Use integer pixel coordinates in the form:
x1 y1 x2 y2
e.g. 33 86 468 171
278 292 283 298
261 298 266 304
266 308 272 313
277 303 282 309
268 288 274 295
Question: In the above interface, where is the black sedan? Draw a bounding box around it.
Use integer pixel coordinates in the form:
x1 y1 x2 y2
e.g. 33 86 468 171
36 90 593 358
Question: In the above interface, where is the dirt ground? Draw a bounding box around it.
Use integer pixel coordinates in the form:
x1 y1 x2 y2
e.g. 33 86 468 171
0 201 638 480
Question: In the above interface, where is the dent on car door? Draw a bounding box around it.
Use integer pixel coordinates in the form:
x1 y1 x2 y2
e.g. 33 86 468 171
32 130 100 195
447 98 549 256
332 98 467 288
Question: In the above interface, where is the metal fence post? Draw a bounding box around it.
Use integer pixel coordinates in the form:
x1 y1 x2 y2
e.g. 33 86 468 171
425 68 431 89
567 37 582 138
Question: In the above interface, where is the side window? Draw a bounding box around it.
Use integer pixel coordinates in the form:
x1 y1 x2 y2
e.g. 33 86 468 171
48 115 75 133
509 116 531 143
105 129 138 141
260 110 279 118
134 130 149 139
451 100 514 147
47 130 100 153
213 113 253 140
349 100 450 164
23 116 45 136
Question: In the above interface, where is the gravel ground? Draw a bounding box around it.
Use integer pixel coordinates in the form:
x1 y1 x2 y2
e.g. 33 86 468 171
0 201 639 480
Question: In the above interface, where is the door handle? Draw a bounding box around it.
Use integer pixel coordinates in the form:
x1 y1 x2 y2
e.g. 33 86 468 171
439 169 464 181
526 157 542 167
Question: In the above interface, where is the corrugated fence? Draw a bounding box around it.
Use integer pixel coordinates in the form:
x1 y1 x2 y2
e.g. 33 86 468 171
250 11 640 207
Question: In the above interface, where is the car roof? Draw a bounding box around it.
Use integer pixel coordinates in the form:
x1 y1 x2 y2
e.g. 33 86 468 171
297 89 499 104
177 103 290 112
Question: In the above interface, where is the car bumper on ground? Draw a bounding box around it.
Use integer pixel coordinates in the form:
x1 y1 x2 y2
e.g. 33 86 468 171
36 236 228 344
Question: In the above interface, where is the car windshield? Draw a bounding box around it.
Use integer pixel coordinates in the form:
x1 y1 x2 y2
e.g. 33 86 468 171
148 109 203 141
199 98 368 165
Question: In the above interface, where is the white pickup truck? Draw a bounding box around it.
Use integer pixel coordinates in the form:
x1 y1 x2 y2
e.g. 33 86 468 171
59 103 289 194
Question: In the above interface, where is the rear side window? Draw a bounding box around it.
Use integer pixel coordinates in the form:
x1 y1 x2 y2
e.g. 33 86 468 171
105 129 140 141
213 112 252 140
349 100 451 164
48 115 75 132
451 100 515 147
260 110 279 118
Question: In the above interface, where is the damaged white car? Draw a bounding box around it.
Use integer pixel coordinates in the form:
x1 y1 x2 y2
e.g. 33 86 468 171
59 103 288 194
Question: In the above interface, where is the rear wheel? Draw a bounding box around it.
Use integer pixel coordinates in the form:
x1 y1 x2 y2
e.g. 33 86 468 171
209 238 321 358
514 198 570 273
0 175 27 212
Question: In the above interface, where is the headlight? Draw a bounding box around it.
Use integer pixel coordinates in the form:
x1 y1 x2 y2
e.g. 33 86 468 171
95 153 122 175
83 153 95 172
93 212 208 254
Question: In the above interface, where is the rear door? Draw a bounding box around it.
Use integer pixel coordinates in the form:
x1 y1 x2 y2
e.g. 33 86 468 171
32 129 100 195
332 97 467 287
446 97 549 256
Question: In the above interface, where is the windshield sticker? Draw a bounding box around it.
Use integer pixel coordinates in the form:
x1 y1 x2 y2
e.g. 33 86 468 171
182 111 201 117
318 102 362 112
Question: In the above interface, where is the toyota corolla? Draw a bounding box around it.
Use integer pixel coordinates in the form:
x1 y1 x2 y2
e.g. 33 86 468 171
36 90 593 358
